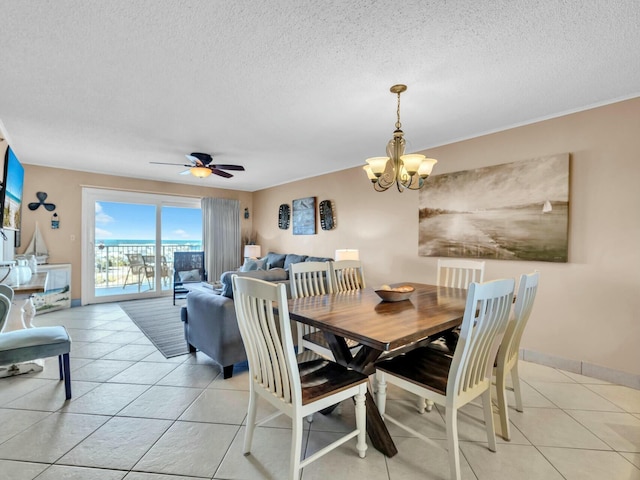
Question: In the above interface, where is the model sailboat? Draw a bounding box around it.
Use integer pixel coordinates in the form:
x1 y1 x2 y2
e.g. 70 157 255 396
542 200 552 214
24 222 49 264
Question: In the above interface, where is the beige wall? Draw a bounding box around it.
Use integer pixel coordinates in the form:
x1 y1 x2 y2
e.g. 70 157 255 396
253 98 640 376
17 166 253 301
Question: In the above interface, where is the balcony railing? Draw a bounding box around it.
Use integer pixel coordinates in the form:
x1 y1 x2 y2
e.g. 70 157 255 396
95 242 202 290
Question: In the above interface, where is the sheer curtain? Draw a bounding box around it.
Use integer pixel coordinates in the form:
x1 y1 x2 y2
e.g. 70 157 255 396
201 198 241 282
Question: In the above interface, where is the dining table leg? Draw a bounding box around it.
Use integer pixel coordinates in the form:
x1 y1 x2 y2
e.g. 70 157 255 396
324 332 398 457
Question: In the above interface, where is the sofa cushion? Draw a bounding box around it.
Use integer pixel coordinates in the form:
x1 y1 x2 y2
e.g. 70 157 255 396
306 256 333 263
284 254 308 270
264 252 287 269
220 267 288 299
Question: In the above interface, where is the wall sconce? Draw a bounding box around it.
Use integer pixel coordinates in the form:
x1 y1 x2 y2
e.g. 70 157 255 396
244 207 250 219
51 213 60 229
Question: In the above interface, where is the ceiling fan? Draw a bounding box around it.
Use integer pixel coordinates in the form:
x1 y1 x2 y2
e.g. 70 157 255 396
150 152 245 178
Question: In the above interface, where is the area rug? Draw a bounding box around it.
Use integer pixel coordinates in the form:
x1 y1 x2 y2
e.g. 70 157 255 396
118 297 189 358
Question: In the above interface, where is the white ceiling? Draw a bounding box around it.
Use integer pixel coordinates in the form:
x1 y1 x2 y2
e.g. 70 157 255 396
1 1 638 192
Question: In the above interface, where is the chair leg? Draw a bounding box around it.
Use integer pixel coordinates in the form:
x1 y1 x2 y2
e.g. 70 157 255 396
355 386 367 458
243 388 258 454
62 353 72 400
290 415 304 480
495 366 511 441
446 406 462 480
511 363 524 412
58 354 63 380
223 365 234 379
481 389 497 452
375 371 387 415
416 396 434 413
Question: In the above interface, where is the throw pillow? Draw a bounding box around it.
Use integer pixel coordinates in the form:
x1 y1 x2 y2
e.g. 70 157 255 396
265 252 287 269
178 269 201 282
239 258 267 272
284 254 308 271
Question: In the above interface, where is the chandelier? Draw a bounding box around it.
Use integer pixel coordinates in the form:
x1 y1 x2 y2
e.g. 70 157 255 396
363 84 437 192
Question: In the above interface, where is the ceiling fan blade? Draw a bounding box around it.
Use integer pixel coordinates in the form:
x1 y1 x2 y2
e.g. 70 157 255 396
185 155 203 166
150 161 191 166
211 168 233 178
179 169 192 175
190 152 212 165
212 164 245 171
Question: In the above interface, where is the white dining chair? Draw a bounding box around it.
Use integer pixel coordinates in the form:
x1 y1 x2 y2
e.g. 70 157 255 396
289 261 335 359
418 258 487 413
232 275 368 480
495 271 539 440
330 260 366 292
437 258 485 289
375 278 515 480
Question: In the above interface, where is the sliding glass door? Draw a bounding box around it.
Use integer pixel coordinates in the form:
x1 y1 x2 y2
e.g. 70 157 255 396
82 188 201 305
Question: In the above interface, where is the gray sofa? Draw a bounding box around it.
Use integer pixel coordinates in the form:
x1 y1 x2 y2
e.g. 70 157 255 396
180 252 332 378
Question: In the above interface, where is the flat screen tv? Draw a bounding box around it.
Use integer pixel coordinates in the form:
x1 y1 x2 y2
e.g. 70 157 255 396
1 145 25 231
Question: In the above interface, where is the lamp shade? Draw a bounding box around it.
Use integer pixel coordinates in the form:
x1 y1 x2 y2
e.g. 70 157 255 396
244 245 261 258
335 249 359 261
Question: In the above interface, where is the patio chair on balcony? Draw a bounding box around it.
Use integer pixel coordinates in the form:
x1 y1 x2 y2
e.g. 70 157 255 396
143 255 171 287
123 253 154 292
173 251 206 305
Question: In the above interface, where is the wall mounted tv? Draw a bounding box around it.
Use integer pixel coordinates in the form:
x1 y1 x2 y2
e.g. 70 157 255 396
1 145 25 231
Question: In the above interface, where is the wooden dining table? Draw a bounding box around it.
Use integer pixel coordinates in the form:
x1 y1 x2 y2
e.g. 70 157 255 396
286 282 468 457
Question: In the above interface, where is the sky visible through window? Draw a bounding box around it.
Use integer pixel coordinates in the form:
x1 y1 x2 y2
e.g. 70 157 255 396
95 201 202 243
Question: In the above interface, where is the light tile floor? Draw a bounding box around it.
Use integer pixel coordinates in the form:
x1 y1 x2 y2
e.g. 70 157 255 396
0 302 639 479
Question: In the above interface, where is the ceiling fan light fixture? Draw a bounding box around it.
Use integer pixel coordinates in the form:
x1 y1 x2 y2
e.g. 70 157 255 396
190 166 212 178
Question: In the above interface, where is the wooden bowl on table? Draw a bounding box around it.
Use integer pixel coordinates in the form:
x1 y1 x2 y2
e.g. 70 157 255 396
375 284 415 302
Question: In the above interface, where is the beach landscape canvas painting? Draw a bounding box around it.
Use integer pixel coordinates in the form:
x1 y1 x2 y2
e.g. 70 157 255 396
419 154 570 262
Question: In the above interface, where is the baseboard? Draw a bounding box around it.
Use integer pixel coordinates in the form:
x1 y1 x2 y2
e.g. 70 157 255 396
520 349 640 390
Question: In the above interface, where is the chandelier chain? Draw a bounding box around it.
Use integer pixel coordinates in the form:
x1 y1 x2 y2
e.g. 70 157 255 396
395 92 402 130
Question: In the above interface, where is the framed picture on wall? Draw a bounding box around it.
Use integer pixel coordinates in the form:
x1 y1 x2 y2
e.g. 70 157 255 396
418 153 570 262
292 196 316 235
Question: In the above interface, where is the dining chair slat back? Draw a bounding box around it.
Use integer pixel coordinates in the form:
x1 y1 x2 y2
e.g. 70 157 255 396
437 259 485 289
290 261 333 298
331 260 366 292
232 275 368 480
375 278 515 480
290 262 334 358
234 276 293 403
495 271 539 440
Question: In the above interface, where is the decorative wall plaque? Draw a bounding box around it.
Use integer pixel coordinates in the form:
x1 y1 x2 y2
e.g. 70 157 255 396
319 200 335 230
278 203 290 230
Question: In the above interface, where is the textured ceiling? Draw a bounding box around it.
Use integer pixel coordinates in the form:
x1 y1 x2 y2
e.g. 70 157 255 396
0 1 638 192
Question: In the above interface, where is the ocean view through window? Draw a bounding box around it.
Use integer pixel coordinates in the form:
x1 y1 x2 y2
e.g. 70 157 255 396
83 187 202 303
